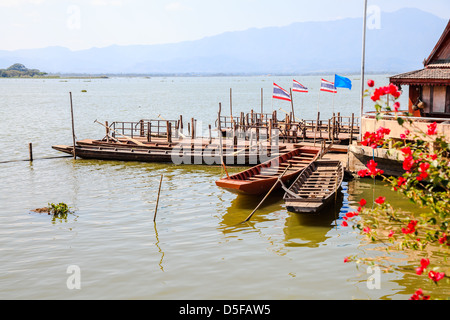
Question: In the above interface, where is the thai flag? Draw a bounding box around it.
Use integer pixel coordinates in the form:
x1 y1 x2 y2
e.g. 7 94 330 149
320 79 337 93
273 83 291 101
292 79 308 93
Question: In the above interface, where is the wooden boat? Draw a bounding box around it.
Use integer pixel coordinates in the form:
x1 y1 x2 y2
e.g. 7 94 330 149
215 146 320 195
52 144 284 166
283 160 344 214
52 145 175 163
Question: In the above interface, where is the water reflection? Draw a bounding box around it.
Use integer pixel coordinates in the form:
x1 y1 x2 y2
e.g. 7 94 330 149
283 191 344 248
153 222 165 272
219 189 286 232
219 184 347 249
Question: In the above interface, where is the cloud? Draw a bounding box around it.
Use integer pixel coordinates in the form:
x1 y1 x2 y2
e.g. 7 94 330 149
165 2 192 12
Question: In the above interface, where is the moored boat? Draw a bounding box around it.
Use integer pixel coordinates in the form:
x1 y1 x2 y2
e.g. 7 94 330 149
283 160 344 214
215 146 320 196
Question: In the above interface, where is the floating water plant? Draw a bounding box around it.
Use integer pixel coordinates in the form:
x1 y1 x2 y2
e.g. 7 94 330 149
32 202 73 219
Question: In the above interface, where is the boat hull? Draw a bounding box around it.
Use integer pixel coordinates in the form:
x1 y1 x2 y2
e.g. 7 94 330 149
52 144 283 166
283 160 344 214
215 146 321 196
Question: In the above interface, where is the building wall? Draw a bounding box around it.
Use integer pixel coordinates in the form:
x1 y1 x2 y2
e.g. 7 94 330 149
414 85 450 116
361 116 450 143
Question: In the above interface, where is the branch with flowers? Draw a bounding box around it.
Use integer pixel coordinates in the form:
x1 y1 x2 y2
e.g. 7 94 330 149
343 80 450 300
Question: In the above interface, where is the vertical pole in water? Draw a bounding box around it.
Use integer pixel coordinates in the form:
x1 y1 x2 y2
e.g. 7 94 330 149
230 88 233 125
153 174 163 222
28 143 33 162
69 92 77 159
261 88 263 115
360 0 368 141
209 124 212 145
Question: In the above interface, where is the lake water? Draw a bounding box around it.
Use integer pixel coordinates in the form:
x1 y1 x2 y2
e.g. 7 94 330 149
0 75 445 300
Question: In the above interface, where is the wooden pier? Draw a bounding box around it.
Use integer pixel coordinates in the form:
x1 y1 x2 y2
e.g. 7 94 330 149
53 110 358 169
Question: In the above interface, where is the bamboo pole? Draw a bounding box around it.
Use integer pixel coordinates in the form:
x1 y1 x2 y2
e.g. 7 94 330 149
69 92 77 159
261 88 263 115
166 121 172 143
28 143 33 162
244 165 291 223
153 174 163 222
230 88 233 125
209 124 212 144
350 113 355 143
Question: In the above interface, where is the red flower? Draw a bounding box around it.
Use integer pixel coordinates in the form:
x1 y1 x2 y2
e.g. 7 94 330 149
419 162 430 172
342 221 348 227
344 257 351 263
428 271 445 283
375 196 386 205
420 258 430 269
388 230 394 238
427 122 437 135
428 154 438 160
416 172 428 181
358 169 368 178
367 79 375 87
363 227 371 234
387 83 401 98
397 177 407 187
370 84 401 102
346 212 355 218
393 102 400 112
403 155 415 172
409 289 430 300
401 146 412 156
439 233 448 245
402 220 418 234
359 199 367 207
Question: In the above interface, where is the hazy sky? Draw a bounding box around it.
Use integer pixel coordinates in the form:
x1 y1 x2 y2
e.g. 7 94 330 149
1 0 449 51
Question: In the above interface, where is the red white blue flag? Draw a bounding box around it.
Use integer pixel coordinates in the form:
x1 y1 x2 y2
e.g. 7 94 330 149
320 79 337 93
292 79 308 93
273 83 291 101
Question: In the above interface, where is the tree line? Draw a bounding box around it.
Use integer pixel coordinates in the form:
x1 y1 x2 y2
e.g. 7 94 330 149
0 63 47 78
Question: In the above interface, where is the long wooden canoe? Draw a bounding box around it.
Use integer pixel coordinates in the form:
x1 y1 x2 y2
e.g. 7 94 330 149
52 145 176 163
52 144 284 166
215 146 320 195
283 160 344 214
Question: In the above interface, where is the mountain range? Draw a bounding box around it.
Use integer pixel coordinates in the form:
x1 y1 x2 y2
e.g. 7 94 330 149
0 8 447 75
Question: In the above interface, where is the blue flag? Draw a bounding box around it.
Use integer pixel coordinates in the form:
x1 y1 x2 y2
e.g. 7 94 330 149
334 74 352 90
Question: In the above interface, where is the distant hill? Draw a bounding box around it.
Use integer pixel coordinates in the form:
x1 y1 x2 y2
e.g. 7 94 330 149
0 8 447 75
0 63 47 78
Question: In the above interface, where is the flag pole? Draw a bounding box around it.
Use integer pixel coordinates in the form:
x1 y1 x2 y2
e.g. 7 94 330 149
290 88 295 122
360 0 368 141
332 91 335 115
317 90 321 114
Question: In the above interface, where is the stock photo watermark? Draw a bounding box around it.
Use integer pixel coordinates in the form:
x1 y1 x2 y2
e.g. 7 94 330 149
66 265 81 290
367 5 381 30
366 266 382 290
67 5 81 30
170 121 280 166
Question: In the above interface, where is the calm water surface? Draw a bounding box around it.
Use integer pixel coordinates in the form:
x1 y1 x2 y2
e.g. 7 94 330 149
0 76 445 300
